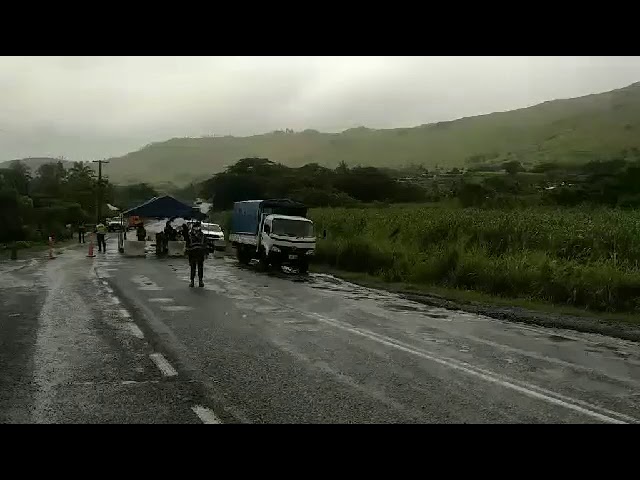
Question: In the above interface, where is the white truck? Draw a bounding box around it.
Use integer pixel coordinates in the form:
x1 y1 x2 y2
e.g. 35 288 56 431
228 199 316 273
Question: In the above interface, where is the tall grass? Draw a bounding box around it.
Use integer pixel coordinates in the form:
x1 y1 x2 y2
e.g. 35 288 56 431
309 205 640 312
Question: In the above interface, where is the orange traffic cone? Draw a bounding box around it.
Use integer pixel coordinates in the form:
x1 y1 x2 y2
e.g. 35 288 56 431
87 233 96 258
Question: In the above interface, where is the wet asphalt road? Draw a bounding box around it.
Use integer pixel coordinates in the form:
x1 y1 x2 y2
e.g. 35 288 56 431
0 246 201 423
2 239 640 423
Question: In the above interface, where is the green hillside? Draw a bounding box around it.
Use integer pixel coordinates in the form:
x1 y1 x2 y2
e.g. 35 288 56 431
106 81 640 185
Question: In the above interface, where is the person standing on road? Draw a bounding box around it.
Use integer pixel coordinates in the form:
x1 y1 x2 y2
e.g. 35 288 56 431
187 221 206 288
78 222 86 243
164 220 176 254
181 223 190 246
136 222 147 242
96 220 107 253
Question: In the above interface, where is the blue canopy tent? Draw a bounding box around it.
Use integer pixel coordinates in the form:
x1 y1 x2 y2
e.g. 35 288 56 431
119 195 206 252
122 195 206 220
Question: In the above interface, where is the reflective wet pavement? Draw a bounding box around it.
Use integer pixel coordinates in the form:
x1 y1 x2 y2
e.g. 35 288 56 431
2 240 639 423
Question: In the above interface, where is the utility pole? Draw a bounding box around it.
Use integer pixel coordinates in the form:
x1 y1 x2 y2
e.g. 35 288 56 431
92 159 109 223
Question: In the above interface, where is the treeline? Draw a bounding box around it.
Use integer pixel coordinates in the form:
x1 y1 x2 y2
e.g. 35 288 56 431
193 155 640 211
452 157 640 208
0 161 102 243
199 158 426 210
0 160 162 244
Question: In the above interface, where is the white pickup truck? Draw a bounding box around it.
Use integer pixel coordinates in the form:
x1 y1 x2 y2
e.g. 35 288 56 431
201 222 226 252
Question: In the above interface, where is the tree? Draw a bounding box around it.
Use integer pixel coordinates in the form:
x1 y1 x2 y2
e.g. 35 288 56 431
7 161 32 195
336 161 349 175
503 160 524 175
31 161 67 200
65 162 97 215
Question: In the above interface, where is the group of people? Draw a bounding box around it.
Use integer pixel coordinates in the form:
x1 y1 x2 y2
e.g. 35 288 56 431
77 221 108 253
155 219 207 287
78 218 208 288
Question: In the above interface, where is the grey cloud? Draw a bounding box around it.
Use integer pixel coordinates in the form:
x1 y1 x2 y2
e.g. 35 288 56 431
1 56 639 161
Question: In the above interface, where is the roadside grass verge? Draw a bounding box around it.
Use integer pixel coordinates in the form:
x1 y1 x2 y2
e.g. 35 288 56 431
310 205 640 315
312 264 640 341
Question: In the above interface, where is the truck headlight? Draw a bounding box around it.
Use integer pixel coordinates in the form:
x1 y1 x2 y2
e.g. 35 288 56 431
306 249 315 256
271 246 281 253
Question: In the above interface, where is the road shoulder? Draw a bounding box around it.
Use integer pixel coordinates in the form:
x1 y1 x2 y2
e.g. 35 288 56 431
313 266 640 343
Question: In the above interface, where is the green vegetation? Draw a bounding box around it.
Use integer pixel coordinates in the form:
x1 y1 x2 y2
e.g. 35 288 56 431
201 158 424 210
105 82 640 185
200 156 640 315
0 159 160 248
310 205 640 313
0 160 98 244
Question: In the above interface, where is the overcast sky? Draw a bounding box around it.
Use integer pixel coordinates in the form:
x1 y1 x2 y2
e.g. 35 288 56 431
1 56 640 160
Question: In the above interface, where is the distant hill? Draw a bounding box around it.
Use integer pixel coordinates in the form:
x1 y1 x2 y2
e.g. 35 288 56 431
0 157 78 172
100 81 640 185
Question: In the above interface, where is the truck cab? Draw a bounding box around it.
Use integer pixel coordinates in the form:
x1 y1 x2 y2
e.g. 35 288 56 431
229 199 316 273
261 214 315 271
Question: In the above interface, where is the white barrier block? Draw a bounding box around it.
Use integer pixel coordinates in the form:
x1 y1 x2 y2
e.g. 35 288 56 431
124 240 146 257
168 241 186 257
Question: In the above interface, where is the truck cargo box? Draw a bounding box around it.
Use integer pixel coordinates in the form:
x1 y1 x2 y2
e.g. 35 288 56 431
231 199 307 235
231 200 262 235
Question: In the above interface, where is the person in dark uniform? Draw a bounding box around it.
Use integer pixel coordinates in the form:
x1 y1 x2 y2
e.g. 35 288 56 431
164 220 176 254
187 222 206 288
136 222 147 241
181 223 190 245
96 220 107 253
78 222 86 243
165 220 177 241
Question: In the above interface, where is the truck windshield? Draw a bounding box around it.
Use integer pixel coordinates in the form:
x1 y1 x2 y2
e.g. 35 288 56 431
272 219 314 238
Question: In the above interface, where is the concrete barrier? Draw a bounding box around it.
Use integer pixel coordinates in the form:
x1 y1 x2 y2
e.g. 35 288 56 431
168 241 186 257
124 240 146 257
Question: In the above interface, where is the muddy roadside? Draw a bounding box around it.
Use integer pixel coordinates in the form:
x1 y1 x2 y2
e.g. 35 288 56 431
316 266 640 343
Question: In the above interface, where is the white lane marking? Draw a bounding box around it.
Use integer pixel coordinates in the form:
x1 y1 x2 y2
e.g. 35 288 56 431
149 353 178 377
125 323 144 339
160 305 193 312
192 405 222 424
119 309 131 318
149 298 175 303
465 334 640 387
304 312 635 424
121 380 161 385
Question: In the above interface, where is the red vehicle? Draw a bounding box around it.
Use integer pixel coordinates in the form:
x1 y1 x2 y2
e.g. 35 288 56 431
127 215 142 229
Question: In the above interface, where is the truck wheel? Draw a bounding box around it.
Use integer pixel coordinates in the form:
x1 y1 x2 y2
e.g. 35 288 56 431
236 246 250 265
267 254 281 272
256 248 269 271
298 259 309 274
